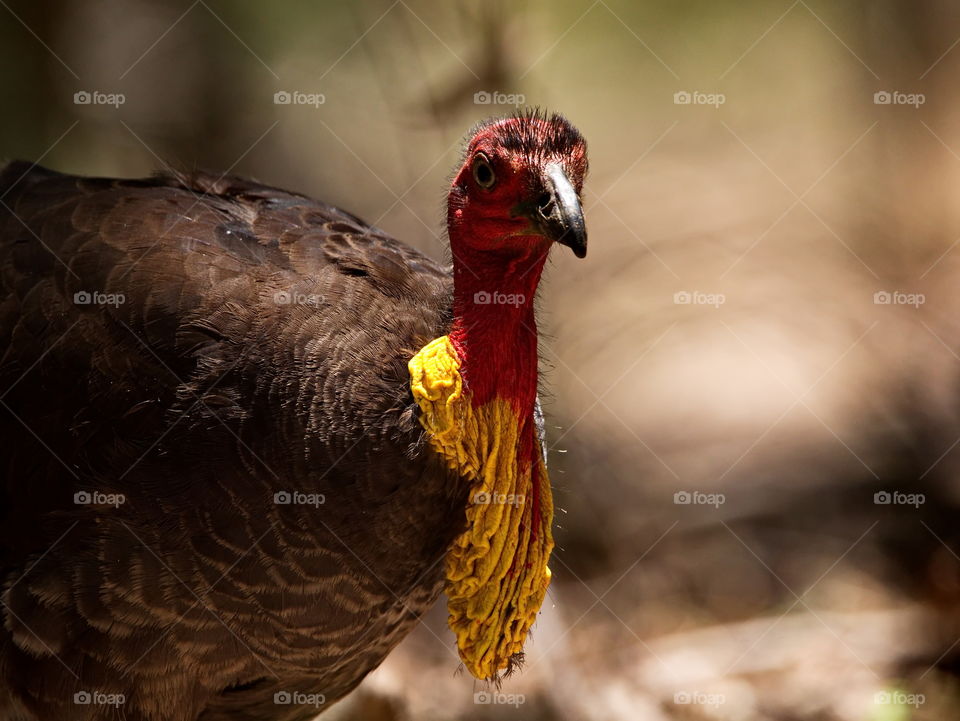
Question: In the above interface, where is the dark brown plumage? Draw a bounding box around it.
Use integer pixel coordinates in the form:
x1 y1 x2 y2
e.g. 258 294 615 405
0 162 464 721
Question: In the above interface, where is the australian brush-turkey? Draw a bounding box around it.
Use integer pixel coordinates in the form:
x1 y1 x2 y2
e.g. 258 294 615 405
0 110 588 721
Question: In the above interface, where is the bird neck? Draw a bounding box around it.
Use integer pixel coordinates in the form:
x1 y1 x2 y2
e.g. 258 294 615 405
448 246 546 415
410 238 556 681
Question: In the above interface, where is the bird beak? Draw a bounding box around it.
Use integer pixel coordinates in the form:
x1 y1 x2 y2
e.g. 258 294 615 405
536 163 587 258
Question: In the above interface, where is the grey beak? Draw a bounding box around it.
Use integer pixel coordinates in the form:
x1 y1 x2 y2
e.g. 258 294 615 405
537 163 587 258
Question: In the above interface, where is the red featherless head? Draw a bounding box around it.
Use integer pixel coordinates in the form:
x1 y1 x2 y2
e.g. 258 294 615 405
446 110 589 411
447 109 588 263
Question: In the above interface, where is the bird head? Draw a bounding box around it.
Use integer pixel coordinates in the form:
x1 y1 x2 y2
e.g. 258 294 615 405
447 110 588 262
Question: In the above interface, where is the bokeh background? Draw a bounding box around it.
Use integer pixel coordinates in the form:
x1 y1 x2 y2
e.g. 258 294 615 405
3 1 960 719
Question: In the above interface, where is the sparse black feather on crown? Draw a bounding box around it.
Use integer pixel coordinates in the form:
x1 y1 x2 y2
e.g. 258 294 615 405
501 109 585 156
465 107 587 161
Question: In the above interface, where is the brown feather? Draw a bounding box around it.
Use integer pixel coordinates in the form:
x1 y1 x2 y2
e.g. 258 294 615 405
0 162 464 721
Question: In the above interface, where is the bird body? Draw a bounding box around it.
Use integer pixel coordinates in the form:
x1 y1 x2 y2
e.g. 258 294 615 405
0 111 587 720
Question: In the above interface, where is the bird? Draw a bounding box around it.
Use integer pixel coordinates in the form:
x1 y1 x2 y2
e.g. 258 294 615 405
0 109 588 721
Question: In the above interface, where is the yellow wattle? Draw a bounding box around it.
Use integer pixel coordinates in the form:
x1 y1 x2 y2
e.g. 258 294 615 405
408 336 554 680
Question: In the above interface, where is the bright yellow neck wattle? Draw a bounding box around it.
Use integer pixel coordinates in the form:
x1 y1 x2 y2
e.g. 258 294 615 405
408 335 554 680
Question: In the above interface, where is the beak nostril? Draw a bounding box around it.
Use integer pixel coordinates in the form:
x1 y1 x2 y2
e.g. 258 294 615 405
536 193 554 219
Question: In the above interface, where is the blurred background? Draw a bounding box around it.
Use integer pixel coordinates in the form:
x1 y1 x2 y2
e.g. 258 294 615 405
3 1 960 719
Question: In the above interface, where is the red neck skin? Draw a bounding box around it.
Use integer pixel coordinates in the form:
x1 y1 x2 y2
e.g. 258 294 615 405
447 242 549 544
447 241 548 419
446 226 551 545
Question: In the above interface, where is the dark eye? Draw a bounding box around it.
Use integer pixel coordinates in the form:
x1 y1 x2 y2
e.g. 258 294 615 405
472 154 496 189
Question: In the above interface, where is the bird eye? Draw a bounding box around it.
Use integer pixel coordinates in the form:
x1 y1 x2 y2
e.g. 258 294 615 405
472 154 496 189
